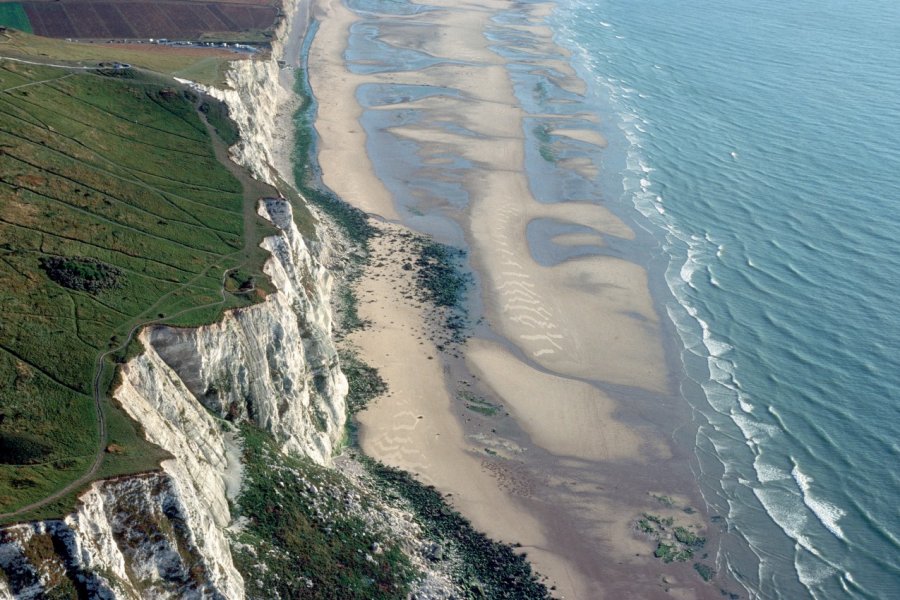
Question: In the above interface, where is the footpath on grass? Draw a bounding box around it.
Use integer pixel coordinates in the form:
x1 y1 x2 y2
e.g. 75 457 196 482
0 57 278 523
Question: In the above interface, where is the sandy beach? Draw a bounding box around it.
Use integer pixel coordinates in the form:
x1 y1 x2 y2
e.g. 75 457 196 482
307 0 720 597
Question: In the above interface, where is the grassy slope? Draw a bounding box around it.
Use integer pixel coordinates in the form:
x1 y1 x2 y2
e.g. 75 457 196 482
0 59 274 520
0 29 235 86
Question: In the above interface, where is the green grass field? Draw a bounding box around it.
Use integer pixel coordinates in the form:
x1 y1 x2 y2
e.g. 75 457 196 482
0 29 236 86
0 4 32 34
0 59 276 519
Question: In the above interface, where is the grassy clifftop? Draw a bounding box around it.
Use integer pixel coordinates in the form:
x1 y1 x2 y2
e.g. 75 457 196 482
0 59 275 520
0 28 238 87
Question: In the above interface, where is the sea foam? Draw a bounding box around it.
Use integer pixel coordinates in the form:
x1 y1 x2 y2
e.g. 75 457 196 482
791 462 846 541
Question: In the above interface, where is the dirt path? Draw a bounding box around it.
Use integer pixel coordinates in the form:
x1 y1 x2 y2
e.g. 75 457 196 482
0 72 75 94
0 55 92 71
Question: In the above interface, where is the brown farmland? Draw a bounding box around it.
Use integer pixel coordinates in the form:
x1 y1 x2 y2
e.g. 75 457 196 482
21 1 279 40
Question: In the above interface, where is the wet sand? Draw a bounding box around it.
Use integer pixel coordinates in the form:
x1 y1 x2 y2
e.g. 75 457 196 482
308 0 721 597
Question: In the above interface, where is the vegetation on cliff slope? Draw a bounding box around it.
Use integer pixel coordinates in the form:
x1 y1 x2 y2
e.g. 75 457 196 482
361 457 552 600
232 425 416 599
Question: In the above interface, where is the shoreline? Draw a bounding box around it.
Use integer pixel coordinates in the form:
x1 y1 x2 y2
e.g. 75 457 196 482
303 0 727 597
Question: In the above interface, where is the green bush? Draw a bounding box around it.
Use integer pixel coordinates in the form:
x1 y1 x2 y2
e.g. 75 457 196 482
693 562 715 582
673 526 705 547
39 256 122 293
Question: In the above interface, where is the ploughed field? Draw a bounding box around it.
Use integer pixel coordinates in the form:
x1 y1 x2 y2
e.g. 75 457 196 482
0 60 273 519
0 0 278 40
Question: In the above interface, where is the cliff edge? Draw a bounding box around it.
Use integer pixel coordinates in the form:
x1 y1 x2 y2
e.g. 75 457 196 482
0 2 349 596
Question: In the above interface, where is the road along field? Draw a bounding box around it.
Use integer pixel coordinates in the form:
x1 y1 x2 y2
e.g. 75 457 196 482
0 27 247 86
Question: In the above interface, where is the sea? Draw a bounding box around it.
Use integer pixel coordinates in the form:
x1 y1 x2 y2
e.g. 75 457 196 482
545 0 900 597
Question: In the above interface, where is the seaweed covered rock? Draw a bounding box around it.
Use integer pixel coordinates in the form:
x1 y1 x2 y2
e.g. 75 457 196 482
362 457 553 599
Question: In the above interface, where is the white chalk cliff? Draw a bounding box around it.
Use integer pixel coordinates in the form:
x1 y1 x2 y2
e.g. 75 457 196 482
0 471 241 599
204 0 300 186
0 1 349 597
147 198 347 466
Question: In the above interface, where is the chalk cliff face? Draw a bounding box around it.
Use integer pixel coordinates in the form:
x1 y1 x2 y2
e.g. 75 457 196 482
0 471 240 600
208 59 284 185
0 194 347 599
0 1 351 595
148 198 347 465
204 0 299 186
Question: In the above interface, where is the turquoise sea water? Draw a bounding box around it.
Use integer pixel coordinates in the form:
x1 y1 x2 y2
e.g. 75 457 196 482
547 0 900 597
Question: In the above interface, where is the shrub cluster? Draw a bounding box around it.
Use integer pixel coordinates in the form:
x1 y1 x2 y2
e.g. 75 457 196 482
39 256 122 293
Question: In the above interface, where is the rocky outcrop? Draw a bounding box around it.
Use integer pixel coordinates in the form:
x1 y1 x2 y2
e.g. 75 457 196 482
0 472 237 599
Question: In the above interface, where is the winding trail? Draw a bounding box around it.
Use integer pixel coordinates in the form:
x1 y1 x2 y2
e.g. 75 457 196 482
0 56 93 71
0 257 240 521
0 97 274 522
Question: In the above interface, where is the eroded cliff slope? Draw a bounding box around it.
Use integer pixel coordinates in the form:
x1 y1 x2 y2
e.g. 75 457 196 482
0 194 348 599
0 2 350 593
